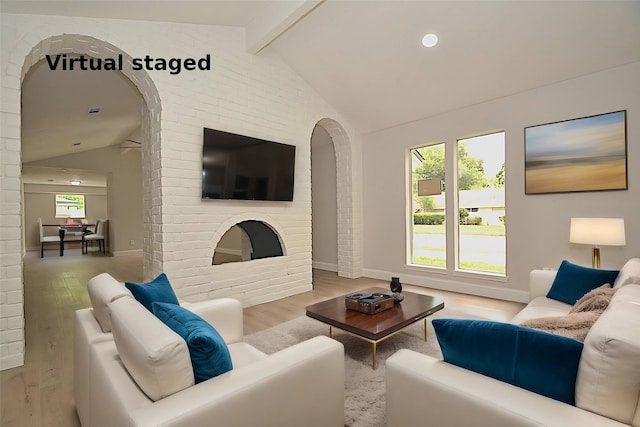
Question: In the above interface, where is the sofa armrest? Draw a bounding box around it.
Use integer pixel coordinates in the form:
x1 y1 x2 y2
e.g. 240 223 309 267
183 298 244 344
529 269 557 300
386 350 627 427
74 308 114 426
129 336 345 427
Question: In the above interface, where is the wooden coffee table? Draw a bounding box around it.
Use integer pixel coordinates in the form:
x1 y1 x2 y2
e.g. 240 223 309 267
305 287 444 369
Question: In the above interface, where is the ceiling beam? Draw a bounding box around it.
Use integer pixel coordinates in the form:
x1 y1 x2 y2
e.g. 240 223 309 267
246 0 324 54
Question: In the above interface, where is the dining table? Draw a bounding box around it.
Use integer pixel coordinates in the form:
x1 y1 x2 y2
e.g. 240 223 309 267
42 224 94 256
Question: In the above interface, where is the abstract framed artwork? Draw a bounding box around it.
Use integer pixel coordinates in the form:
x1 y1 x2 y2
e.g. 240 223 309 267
524 110 627 194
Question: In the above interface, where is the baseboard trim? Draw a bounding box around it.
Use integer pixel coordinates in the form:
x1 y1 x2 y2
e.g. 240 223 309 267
113 249 142 257
312 261 338 272
363 268 529 303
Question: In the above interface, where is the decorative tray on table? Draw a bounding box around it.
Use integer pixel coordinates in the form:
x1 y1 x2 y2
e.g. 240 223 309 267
345 292 394 315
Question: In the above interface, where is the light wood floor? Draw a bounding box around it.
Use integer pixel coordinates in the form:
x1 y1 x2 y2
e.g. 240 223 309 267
1 248 524 427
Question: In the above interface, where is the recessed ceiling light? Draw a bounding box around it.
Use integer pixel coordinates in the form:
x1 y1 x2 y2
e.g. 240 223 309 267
88 107 100 114
73 142 81 146
422 33 438 48
47 179 54 182
69 180 81 186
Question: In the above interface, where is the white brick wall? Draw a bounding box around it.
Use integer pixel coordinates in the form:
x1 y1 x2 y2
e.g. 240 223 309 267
0 14 363 370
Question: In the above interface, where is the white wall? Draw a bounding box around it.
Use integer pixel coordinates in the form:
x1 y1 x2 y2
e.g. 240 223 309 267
0 13 362 370
23 184 107 251
311 125 338 271
29 145 143 254
363 62 640 302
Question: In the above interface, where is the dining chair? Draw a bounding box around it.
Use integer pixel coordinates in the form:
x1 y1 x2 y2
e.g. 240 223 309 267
82 219 107 254
38 217 60 258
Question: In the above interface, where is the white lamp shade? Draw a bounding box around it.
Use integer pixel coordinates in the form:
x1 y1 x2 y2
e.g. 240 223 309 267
570 218 626 246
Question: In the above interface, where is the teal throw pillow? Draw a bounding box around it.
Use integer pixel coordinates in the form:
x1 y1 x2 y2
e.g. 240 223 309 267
433 318 583 405
125 273 179 312
152 302 233 383
546 260 619 305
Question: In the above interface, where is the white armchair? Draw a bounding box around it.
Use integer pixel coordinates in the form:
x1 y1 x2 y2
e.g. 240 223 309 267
75 273 345 427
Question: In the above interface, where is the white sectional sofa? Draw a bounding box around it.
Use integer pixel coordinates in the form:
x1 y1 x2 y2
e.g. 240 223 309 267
386 258 640 427
74 273 345 427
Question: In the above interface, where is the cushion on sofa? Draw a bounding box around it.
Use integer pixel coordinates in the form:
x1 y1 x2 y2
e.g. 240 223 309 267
433 318 583 405
125 273 179 312
613 257 640 288
152 302 233 383
546 260 619 305
510 296 572 325
575 284 640 424
87 273 133 333
109 297 194 401
611 282 640 304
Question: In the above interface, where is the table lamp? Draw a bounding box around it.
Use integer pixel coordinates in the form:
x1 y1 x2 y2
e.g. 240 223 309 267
569 218 625 268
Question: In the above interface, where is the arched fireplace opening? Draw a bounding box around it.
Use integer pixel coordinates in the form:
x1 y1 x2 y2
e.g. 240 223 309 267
212 220 284 265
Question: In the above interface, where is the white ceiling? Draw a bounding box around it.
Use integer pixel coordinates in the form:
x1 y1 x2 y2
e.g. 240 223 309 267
21 57 144 164
270 1 640 133
6 0 640 185
20 57 144 186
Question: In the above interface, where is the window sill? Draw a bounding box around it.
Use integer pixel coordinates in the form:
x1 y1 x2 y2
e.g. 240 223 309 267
404 263 448 274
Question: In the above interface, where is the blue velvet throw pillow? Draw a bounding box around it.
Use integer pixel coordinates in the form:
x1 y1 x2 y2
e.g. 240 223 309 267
125 273 179 312
152 302 233 383
433 318 583 405
546 260 619 305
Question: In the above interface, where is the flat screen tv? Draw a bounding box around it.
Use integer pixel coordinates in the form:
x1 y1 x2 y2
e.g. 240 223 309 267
202 128 296 201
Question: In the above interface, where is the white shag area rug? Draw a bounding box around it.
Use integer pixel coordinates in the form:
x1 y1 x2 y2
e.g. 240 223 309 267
244 308 474 427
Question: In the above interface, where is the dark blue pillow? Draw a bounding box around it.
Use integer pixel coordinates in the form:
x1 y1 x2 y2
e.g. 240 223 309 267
433 318 583 405
546 260 619 305
125 273 179 312
152 302 233 383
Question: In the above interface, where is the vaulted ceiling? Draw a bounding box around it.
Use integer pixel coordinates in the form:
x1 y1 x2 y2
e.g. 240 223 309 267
4 0 640 185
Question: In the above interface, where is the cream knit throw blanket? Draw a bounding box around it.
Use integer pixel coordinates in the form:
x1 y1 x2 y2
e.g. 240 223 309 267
521 284 617 341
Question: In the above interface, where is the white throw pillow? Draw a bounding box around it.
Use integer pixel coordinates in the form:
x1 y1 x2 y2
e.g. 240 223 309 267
613 258 640 288
87 273 133 332
109 297 195 401
575 290 640 424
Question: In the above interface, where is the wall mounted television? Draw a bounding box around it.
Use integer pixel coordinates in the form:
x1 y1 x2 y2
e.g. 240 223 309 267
201 128 296 201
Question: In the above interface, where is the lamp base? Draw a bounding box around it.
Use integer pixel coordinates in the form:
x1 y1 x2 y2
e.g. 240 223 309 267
592 247 600 269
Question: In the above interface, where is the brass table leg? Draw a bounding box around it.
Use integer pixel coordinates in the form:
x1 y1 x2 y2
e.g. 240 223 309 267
424 318 427 341
329 326 333 338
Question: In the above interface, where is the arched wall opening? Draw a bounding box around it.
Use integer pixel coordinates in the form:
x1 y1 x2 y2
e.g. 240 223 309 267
0 34 162 370
19 34 162 278
311 125 338 270
212 220 285 265
312 118 360 279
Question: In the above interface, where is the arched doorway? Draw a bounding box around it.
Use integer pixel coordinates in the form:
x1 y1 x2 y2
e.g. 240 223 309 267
0 34 162 369
19 34 162 278
312 118 361 279
311 125 338 270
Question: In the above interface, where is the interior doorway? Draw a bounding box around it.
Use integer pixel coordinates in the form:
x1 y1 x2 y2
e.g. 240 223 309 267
311 124 338 272
21 53 144 258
